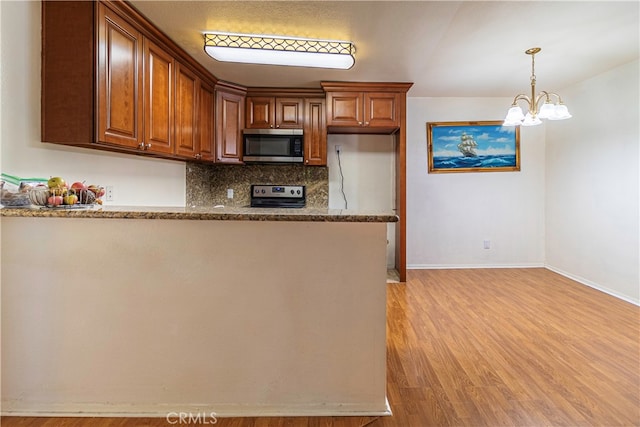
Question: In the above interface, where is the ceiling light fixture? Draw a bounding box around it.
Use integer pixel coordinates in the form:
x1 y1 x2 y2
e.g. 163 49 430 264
503 47 571 127
203 32 355 69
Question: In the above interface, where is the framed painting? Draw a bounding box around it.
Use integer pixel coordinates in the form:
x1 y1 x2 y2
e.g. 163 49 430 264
427 121 520 173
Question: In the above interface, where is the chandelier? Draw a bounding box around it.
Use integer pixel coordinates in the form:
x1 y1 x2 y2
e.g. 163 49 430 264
204 32 355 70
503 47 571 126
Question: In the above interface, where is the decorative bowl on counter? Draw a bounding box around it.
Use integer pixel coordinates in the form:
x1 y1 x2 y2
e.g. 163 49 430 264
1 174 105 209
30 187 104 208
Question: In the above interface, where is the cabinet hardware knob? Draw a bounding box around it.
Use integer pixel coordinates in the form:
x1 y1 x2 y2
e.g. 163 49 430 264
145 143 152 150
358 121 362 125
138 142 145 150
194 153 201 159
365 122 370 126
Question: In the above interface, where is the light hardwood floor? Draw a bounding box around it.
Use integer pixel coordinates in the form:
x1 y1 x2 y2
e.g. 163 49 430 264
2 268 639 426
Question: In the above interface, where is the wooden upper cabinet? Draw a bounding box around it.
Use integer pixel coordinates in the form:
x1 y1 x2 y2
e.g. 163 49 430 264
325 91 398 130
246 96 303 129
325 92 362 127
47 2 176 154
144 38 174 154
174 62 198 158
303 98 327 166
364 92 400 128
98 4 143 149
245 97 274 128
216 86 245 164
198 81 216 162
275 98 304 129
42 1 220 160
321 82 411 134
99 4 176 154
175 62 216 162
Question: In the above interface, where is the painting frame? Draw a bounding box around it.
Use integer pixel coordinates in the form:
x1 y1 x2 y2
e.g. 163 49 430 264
427 121 521 173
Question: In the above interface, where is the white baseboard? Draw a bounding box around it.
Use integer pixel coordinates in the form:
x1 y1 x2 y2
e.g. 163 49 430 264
408 263 545 270
545 264 640 306
1 399 392 418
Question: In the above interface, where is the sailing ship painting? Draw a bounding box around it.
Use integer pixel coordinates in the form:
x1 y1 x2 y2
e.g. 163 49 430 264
427 121 520 173
457 132 478 157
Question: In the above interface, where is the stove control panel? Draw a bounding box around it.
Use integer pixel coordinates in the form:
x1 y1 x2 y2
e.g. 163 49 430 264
252 185 305 198
250 185 306 208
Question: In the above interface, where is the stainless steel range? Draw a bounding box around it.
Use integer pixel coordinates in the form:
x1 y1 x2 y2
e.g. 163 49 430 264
250 185 306 208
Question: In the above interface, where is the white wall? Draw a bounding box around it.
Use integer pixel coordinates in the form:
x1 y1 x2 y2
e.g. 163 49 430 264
406 98 546 268
327 134 396 267
0 1 185 207
546 60 640 304
327 134 395 212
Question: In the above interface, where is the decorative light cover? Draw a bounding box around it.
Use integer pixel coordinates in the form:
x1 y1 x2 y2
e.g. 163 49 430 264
204 32 355 69
503 47 571 127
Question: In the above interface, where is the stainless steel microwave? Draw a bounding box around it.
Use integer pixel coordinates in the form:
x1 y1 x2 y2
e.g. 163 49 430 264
242 129 303 164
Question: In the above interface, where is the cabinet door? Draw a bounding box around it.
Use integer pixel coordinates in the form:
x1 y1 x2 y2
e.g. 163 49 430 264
303 98 327 166
198 81 216 162
245 97 274 128
144 38 174 154
98 4 143 149
364 92 399 128
174 62 198 158
216 90 244 164
325 92 363 127
275 98 303 129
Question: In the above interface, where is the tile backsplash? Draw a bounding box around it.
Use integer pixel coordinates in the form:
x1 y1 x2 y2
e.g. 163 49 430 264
186 163 328 208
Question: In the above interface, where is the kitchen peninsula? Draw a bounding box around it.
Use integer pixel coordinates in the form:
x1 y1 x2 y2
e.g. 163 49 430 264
1 206 395 417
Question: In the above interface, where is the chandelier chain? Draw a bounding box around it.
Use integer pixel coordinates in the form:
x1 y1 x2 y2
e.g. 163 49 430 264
530 52 536 84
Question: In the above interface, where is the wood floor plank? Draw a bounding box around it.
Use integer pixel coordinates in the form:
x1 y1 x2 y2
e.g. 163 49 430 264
2 268 638 426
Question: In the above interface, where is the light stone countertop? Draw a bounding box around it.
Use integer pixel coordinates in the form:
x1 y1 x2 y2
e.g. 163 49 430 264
0 205 398 223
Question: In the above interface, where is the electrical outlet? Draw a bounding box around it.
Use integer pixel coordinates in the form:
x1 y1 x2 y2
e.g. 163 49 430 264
335 145 342 154
483 240 491 249
105 186 114 201
227 189 234 199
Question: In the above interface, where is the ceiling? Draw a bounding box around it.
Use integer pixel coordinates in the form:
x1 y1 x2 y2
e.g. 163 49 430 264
129 1 639 97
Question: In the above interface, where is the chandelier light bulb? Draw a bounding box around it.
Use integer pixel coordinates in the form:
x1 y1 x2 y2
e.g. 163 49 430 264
549 104 572 120
537 102 555 119
521 112 542 127
504 106 525 124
